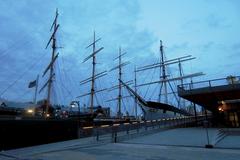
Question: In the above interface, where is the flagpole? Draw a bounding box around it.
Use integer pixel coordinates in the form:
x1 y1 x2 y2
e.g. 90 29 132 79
34 75 39 104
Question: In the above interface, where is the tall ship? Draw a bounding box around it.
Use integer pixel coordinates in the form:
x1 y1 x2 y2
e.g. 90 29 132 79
0 10 107 150
120 40 204 120
76 31 109 119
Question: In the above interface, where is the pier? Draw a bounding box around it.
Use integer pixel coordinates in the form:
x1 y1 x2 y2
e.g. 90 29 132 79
0 115 202 150
178 76 240 127
1 126 240 160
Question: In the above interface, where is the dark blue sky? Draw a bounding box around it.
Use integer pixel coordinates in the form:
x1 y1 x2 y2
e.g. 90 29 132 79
0 0 239 114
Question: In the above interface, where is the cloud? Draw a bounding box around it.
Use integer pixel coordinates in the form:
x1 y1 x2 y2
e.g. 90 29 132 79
205 14 231 29
231 43 240 51
226 42 240 57
200 41 215 52
0 0 157 107
181 14 230 34
167 42 189 54
0 0 240 114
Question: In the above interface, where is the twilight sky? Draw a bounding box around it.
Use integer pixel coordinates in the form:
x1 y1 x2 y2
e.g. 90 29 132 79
0 0 239 114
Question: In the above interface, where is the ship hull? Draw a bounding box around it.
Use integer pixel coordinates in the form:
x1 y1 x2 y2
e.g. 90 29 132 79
142 105 179 120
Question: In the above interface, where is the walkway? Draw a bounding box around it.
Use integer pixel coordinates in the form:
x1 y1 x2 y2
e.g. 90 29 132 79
1 128 240 160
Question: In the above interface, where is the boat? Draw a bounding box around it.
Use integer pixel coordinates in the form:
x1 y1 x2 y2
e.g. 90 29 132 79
0 9 102 151
120 79 191 120
120 41 204 120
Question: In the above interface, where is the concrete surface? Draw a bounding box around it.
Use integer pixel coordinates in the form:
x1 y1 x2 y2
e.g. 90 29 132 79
1 128 240 160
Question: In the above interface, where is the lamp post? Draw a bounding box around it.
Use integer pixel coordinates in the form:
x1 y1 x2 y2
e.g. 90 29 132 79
70 101 80 116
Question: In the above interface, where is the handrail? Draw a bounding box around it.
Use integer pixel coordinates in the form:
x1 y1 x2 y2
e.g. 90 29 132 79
178 76 240 91
79 115 211 142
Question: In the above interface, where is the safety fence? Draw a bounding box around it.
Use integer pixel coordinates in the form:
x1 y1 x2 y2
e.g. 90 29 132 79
178 76 240 91
79 115 210 143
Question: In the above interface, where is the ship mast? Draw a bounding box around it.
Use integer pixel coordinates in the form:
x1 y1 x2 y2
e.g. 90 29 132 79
77 31 106 114
136 40 204 108
33 75 39 104
117 47 122 118
160 40 168 103
90 32 96 113
108 47 131 118
47 10 58 111
178 59 185 107
134 66 138 118
39 9 60 115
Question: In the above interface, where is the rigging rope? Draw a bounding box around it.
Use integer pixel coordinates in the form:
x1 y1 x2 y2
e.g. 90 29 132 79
148 83 158 101
144 65 156 98
167 81 180 107
158 82 163 101
94 93 100 106
0 38 32 59
121 97 127 115
56 60 74 100
122 89 129 114
96 79 105 107
0 51 48 97
54 62 64 104
107 96 116 116
15 88 32 102
61 57 78 98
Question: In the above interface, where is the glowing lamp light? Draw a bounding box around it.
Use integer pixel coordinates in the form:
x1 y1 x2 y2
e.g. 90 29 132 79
27 109 34 113
218 107 223 112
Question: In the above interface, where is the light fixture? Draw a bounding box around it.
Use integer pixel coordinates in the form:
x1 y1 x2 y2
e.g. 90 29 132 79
218 107 223 112
27 109 34 113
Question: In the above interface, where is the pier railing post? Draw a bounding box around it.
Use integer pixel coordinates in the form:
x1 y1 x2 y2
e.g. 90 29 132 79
114 131 117 143
208 80 211 87
185 117 188 126
137 123 139 133
111 126 118 143
145 121 148 131
96 127 99 141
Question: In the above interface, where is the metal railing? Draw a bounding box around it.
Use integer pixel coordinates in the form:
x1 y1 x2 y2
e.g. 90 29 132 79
178 76 240 91
79 115 210 143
